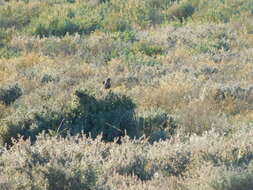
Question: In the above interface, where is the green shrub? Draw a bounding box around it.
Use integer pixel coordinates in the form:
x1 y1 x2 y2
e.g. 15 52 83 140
0 47 21 59
34 19 78 37
138 109 177 143
0 29 21 58
71 90 138 141
245 19 253 34
148 0 179 9
39 35 79 56
0 90 139 145
82 36 130 64
0 84 22 105
194 0 253 23
193 32 231 55
41 74 59 84
165 1 195 22
29 6 102 37
0 29 12 48
67 0 75 3
205 9 231 23
0 3 41 30
111 31 137 42
102 12 132 32
123 52 161 67
101 0 165 30
132 41 165 56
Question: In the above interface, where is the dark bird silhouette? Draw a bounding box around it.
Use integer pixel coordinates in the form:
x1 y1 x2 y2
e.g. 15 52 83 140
103 78 111 89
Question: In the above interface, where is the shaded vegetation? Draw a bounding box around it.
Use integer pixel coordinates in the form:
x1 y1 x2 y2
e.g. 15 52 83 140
0 84 22 105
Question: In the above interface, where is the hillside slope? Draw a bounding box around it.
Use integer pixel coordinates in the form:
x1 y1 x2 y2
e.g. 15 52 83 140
0 0 253 189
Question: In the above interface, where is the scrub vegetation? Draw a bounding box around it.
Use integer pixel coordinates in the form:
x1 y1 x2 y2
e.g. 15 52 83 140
0 0 252 189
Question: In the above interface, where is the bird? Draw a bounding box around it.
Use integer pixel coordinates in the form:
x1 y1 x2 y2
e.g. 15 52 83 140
103 78 111 90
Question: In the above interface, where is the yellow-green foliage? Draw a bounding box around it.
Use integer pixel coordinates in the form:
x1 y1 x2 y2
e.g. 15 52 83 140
0 0 253 189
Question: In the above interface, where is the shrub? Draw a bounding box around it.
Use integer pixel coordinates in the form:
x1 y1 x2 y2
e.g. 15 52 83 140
0 29 12 48
102 12 132 32
211 162 253 190
177 99 230 135
111 31 137 42
194 0 253 23
117 155 155 180
0 90 139 145
138 109 178 143
161 151 191 177
123 52 161 67
29 6 102 37
148 0 179 9
67 0 75 3
201 85 253 115
0 138 99 190
132 41 165 57
245 19 253 34
165 1 195 22
0 29 21 58
80 33 131 64
194 31 231 55
41 74 59 84
0 47 21 59
71 90 138 141
39 35 79 56
0 84 22 105
0 2 41 30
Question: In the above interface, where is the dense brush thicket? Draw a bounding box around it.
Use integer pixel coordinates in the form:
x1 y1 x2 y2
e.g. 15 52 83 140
1 125 253 190
0 0 253 189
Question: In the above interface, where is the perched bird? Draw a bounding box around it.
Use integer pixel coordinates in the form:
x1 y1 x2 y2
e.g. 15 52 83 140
103 78 111 90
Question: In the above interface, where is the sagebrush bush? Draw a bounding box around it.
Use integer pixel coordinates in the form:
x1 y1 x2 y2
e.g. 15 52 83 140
71 90 139 141
132 41 165 57
0 89 140 145
0 2 41 29
102 11 132 32
28 4 102 37
1 124 253 189
165 1 196 22
0 0 253 188
138 109 178 143
211 161 253 190
0 84 22 105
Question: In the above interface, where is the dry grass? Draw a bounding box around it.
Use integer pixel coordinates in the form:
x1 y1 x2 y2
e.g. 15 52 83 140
0 0 253 189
